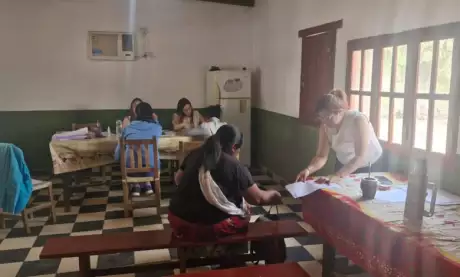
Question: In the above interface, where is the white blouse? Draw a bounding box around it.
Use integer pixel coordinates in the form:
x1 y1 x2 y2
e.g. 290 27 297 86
325 110 382 166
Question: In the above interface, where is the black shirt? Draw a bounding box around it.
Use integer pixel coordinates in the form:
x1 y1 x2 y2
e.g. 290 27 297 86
169 148 254 224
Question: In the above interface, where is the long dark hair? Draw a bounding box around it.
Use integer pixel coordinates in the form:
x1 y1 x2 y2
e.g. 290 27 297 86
176 98 194 123
129 97 143 119
202 124 243 171
202 105 222 119
135 102 154 122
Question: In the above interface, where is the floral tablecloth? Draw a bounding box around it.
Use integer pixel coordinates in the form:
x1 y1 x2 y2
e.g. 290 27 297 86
302 173 460 277
49 135 196 175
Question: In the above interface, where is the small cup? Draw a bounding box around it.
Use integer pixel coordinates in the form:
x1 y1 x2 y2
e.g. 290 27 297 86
361 177 378 200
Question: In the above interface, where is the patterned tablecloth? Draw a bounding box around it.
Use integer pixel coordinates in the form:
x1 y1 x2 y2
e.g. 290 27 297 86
49 135 196 175
301 173 460 277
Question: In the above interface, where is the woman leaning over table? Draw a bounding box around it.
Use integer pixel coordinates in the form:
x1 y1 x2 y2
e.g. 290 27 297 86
296 89 382 182
172 98 204 132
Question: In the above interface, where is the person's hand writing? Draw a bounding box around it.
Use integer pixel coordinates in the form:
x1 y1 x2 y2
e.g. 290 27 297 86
152 113 158 121
296 168 310 182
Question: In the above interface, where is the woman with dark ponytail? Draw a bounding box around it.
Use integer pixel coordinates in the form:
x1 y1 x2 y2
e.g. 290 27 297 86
169 124 281 243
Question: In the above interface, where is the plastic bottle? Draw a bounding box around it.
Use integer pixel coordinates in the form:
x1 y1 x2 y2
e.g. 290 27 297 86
116 120 122 138
403 159 428 231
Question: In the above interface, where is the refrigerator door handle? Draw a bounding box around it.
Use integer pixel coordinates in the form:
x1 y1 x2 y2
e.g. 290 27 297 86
240 99 247 113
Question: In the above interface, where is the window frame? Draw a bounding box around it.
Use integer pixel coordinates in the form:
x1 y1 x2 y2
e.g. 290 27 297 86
345 22 460 160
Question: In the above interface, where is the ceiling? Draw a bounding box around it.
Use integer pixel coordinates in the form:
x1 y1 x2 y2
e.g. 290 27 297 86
198 0 255 7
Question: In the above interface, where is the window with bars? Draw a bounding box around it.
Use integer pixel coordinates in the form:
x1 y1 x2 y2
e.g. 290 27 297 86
346 23 459 156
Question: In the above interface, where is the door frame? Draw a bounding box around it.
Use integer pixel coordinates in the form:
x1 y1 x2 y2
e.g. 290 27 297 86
298 20 343 126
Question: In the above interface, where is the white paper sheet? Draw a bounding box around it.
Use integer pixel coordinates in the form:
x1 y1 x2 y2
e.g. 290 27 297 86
427 189 460 206
374 187 460 205
374 188 407 203
285 181 341 199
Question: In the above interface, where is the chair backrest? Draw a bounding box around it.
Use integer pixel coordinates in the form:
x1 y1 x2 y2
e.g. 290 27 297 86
120 137 160 179
178 141 203 164
72 121 100 131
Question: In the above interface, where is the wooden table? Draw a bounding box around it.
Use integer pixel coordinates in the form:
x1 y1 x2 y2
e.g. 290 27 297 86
301 173 460 277
49 135 201 211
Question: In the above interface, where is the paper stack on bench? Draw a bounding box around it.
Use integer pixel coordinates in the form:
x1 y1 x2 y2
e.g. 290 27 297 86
286 180 341 199
52 127 89 141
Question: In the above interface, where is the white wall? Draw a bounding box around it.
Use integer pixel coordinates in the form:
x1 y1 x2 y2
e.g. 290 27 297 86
252 0 460 117
0 0 253 111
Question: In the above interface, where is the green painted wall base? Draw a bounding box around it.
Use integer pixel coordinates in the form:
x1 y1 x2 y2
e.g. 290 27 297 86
2 107 459 196
251 108 336 181
0 109 179 173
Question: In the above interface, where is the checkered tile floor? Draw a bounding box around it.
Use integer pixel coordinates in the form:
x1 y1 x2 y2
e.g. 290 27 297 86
0 168 371 277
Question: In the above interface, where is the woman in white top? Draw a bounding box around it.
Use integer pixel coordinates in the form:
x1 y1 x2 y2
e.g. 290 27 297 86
296 89 382 181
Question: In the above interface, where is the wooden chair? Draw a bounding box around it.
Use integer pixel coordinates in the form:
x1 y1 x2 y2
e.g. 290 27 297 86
178 141 203 164
120 136 161 217
0 179 56 234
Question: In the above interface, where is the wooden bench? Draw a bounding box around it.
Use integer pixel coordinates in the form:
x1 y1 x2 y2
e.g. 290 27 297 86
171 263 311 277
40 220 308 276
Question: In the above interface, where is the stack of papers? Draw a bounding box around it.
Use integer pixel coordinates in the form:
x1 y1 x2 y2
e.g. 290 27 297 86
286 181 341 199
52 128 89 141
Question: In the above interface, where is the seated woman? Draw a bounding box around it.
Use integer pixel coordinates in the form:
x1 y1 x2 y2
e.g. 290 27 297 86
172 98 204 132
169 124 281 241
122 98 143 128
115 102 163 196
296 89 382 181
185 105 226 137
122 97 158 128
200 105 226 136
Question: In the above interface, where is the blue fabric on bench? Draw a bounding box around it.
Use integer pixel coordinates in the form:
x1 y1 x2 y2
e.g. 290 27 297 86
0 143 33 214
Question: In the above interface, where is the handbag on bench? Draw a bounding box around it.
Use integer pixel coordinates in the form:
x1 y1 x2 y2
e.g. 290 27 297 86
250 205 287 264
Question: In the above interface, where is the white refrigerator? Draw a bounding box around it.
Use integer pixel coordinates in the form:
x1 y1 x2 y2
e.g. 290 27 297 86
206 70 251 166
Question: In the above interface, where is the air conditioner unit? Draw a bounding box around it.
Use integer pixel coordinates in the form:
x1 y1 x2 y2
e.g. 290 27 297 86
88 31 137 61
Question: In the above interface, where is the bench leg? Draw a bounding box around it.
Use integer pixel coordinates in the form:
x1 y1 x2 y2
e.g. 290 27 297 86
78 255 92 277
322 242 336 277
178 247 187 273
0 214 5 229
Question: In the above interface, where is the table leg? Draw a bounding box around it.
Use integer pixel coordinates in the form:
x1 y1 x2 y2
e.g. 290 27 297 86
322 242 336 277
63 174 72 213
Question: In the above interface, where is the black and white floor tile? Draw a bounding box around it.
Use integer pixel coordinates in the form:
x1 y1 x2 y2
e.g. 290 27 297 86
0 168 371 277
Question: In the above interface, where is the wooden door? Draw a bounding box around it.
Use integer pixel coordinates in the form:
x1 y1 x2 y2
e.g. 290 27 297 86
299 32 336 126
